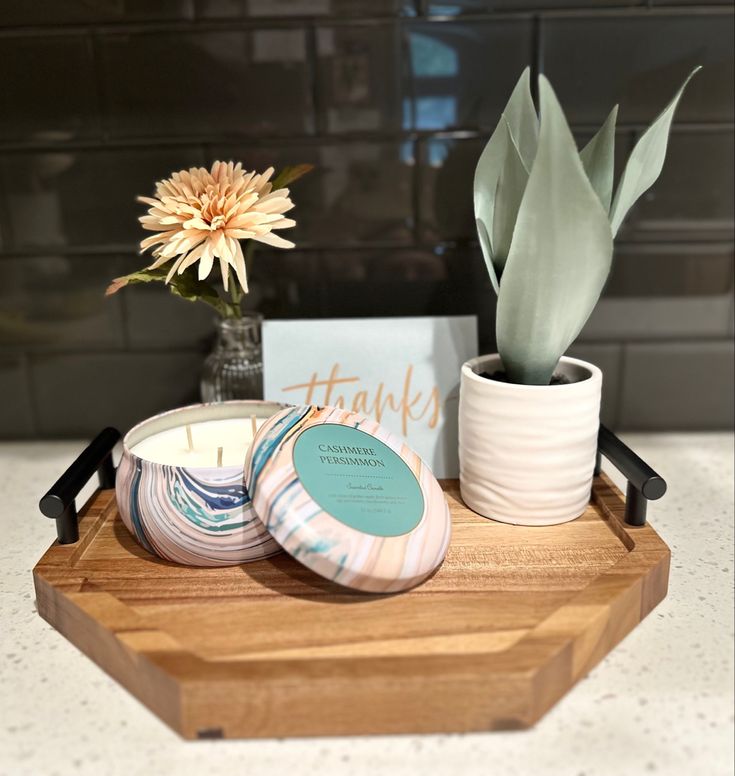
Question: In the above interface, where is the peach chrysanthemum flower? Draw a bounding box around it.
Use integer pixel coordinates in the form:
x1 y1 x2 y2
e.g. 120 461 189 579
139 161 296 292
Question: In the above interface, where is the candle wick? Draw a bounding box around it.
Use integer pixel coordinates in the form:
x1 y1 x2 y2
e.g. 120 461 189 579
217 446 223 467
186 425 193 452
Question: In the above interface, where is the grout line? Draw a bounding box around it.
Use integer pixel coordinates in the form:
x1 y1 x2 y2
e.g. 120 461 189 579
450 5 733 20
4 335 732 363
0 159 14 249
0 241 433 260
117 286 131 352
0 245 141 258
192 0 207 22
400 21 421 243
6 346 207 359
0 5 731 38
0 235 732 262
412 137 422 243
0 123 730 155
87 30 108 142
200 139 213 167
305 22 323 137
20 352 39 437
314 249 329 318
615 343 629 429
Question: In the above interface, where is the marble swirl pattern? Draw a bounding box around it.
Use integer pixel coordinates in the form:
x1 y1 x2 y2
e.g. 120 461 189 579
244 405 451 593
116 450 281 567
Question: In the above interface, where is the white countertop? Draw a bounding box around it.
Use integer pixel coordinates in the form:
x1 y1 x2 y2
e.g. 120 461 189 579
1 434 733 776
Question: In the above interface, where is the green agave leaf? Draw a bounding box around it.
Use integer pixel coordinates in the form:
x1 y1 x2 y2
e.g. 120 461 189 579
496 76 614 385
579 104 618 213
474 67 538 280
503 72 538 170
491 118 530 272
609 66 700 236
476 218 499 294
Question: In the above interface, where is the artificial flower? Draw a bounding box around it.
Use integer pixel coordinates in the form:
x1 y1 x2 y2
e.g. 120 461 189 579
139 161 296 292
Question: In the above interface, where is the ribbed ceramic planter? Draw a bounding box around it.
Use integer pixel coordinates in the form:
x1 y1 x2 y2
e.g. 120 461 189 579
458 354 602 526
116 401 284 566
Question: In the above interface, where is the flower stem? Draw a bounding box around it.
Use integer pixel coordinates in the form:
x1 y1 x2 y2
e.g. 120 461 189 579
244 240 257 278
229 281 243 318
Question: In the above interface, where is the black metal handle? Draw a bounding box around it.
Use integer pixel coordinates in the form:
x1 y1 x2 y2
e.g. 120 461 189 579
39 427 121 544
595 424 667 526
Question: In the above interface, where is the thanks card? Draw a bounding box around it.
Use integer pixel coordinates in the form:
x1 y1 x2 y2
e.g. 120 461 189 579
262 316 478 477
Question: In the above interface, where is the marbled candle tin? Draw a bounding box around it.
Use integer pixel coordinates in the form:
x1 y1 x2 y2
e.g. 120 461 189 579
117 400 284 567
245 405 452 593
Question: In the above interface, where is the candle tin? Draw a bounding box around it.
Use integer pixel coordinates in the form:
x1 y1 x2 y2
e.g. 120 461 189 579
245 405 452 593
117 400 285 567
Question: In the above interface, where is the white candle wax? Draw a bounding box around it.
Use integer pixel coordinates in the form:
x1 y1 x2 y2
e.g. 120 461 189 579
131 417 266 468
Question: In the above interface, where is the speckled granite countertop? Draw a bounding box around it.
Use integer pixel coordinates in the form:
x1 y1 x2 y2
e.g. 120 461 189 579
1 434 732 776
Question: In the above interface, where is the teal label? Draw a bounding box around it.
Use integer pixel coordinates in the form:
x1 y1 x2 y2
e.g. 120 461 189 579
292 424 424 537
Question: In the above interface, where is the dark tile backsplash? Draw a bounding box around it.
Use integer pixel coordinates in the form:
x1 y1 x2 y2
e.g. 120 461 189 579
0 2 732 436
0 35 98 142
424 2 645 11
0 2 196 27
542 13 734 124
0 356 34 437
566 343 623 427
624 128 734 241
1 146 206 249
100 29 314 138
197 1 418 19
620 340 735 430
605 243 734 297
30 352 203 437
580 293 734 341
120 278 217 351
404 20 534 130
418 135 484 241
0 254 125 351
316 24 404 133
212 140 416 246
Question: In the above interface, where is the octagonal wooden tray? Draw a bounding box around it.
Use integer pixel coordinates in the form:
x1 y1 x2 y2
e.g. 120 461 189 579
33 474 669 739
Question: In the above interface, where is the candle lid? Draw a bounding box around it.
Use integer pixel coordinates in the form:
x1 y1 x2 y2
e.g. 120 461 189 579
244 406 451 593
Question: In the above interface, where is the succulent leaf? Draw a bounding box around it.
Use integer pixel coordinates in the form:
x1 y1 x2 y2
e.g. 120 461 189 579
580 104 618 213
473 67 538 279
476 218 499 294
496 76 614 385
491 118 530 272
609 66 700 236
502 73 538 170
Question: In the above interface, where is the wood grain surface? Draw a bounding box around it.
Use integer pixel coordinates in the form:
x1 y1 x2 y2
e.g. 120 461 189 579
33 475 670 739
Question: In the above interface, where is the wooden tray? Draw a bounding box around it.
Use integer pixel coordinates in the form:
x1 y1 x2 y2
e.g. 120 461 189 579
33 474 669 739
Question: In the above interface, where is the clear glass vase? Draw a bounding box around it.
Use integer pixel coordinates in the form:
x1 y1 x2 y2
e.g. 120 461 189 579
200 314 264 402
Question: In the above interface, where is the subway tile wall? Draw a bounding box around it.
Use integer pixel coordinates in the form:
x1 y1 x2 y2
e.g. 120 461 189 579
0 1 732 437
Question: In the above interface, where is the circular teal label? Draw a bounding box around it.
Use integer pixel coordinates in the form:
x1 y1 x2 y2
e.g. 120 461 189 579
292 424 424 537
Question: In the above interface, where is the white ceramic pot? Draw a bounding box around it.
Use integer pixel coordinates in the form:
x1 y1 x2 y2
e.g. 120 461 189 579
458 354 602 526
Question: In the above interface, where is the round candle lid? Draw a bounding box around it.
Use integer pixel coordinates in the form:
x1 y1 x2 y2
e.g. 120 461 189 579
244 406 451 593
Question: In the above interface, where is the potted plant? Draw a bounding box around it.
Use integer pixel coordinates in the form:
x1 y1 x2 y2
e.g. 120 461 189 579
459 66 699 526
106 161 312 401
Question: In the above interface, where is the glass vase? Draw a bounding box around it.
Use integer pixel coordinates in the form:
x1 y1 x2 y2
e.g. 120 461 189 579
200 314 264 402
